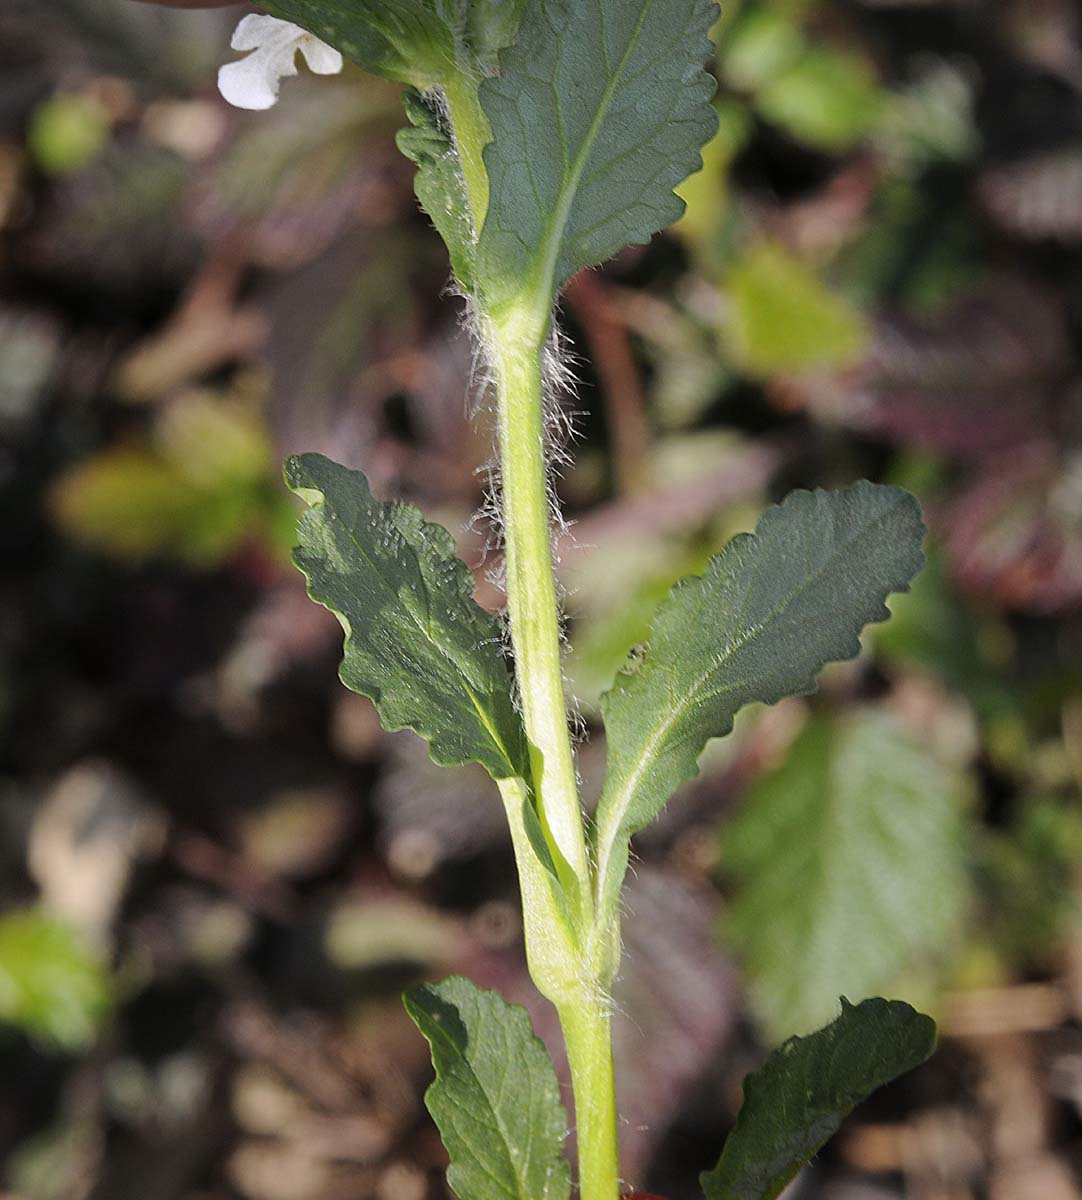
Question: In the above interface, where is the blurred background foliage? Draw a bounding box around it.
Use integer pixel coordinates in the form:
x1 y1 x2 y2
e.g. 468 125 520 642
1 0 1082 1197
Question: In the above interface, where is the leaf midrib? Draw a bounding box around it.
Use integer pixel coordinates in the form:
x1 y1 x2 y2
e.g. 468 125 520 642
343 517 520 770
593 493 910 908
526 0 658 312
307 480 520 774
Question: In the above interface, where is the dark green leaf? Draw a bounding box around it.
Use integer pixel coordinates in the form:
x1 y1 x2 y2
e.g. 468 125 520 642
397 89 477 291
285 453 528 780
593 482 925 919
404 975 571 1200
477 0 718 308
259 0 461 87
724 712 969 1039
257 1 524 84
702 998 936 1200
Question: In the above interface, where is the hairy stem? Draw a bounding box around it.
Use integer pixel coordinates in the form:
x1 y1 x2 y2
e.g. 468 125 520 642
445 87 621 1200
489 312 621 1200
488 315 590 899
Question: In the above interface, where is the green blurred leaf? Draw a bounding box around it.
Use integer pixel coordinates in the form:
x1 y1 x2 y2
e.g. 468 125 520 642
836 175 983 316
725 243 867 376
675 100 753 259
755 46 884 152
724 712 969 1039
876 551 1017 722
50 449 248 566
49 394 282 567
476 0 718 308
404 975 571 1200
876 60 979 169
593 483 925 923
719 7 804 93
286 453 528 781
978 794 1082 969
0 910 113 1050
326 897 459 969
702 997 936 1200
27 93 110 176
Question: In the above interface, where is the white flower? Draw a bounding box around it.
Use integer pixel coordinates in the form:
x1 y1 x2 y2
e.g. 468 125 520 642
218 14 343 111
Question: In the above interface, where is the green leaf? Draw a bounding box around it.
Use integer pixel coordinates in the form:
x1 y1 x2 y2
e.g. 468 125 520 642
754 47 884 153
49 394 283 568
257 1 524 85
404 975 571 1200
397 89 477 291
593 482 924 922
477 0 719 309
723 711 969 1039
285 453 528 781
258 0 462 87
725 243 867 377
0 909 113 1051
28 92 110 176
702 998 935 1200
467 0 527 60
718 7 804 93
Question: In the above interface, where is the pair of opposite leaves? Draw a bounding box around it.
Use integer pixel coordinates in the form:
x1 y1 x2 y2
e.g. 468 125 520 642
404 975 935 1200
273 0 924 848
288 454 926 928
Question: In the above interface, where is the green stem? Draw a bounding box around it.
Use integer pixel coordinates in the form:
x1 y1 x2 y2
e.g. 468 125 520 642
488 314 591 901
489 307 621 1200
559 997 621 1200
444 86 621 1200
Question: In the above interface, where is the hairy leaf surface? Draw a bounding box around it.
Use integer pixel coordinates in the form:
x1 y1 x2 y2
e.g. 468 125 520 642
404 976 571 1200
593 482 925 919
477 0 718 308
702 998 936 1200
286 453 528 780
724 712 968 1039
397 89 477 290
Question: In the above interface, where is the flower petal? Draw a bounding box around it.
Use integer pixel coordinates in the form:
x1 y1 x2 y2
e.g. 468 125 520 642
230 13 303 52
218 48 293 111
219 14 343 110
298 35 344 77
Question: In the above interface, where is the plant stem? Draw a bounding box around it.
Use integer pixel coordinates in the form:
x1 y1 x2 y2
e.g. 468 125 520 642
488 316 591 900
489 310 621 1200
559 997 621 1200
444 85 621 1200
